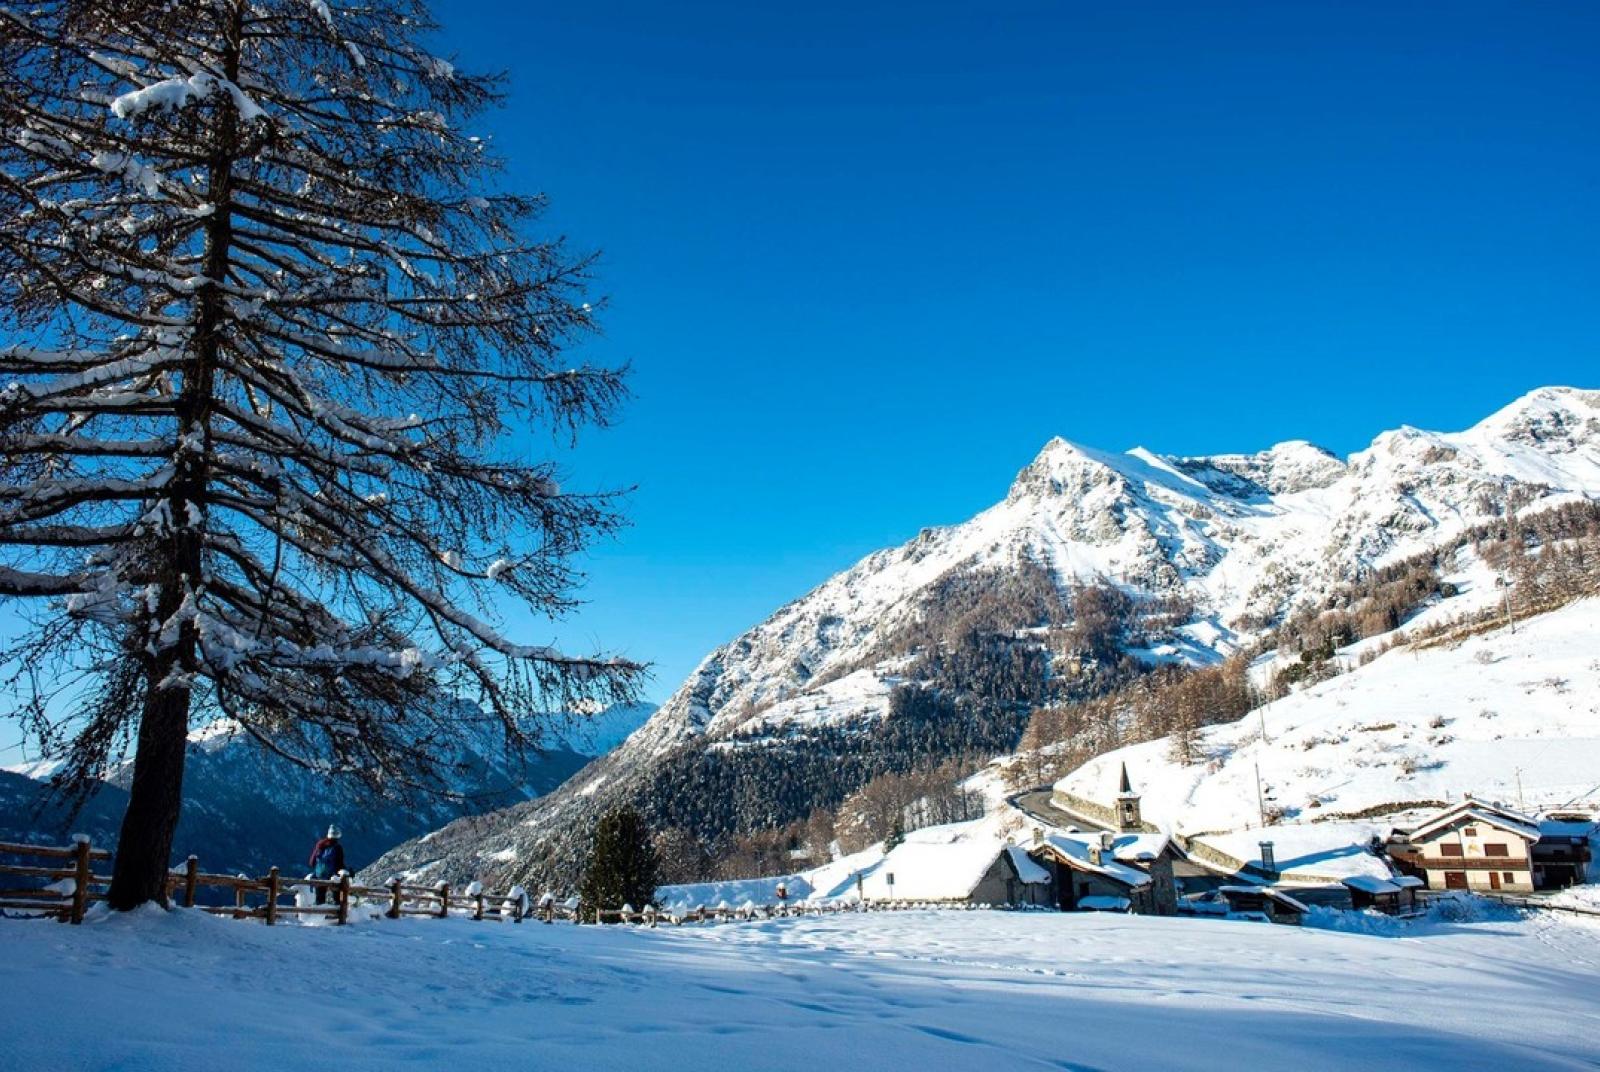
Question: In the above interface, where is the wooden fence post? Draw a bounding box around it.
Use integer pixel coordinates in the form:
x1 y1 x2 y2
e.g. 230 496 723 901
264 867 280 925
68 836 91 924
387 878 402 919
183 856 198 909
234 878 247 920
336 872 351 925
437 881 450 919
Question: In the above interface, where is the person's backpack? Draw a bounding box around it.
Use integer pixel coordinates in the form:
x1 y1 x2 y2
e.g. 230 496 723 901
314 841 340 876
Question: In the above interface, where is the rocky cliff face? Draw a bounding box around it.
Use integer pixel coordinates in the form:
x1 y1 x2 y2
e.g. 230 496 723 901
367 387 1600 892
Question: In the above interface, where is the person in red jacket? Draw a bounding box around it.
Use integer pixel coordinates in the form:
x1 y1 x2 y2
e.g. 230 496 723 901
308 825 346 905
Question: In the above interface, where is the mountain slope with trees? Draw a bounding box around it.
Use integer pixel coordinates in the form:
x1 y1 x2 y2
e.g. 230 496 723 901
368 388 1600 893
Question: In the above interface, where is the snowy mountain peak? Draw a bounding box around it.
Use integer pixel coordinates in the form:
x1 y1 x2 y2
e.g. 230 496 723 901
632 387 1600 755
1471 385 1600 450
1006 437 1120 499
1008 433 1350 510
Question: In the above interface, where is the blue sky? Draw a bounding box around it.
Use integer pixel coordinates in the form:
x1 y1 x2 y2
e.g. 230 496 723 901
3 3 1598 763
456 2 1598 704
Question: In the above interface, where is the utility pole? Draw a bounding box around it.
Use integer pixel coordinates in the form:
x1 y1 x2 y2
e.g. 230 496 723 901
1254 762 1266 829
1498 577 1515 634
1258 704 1270 746
1515 768 1525 812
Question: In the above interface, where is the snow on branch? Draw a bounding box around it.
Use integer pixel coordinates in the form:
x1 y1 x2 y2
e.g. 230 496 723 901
0 0 642 805
110 72 265 124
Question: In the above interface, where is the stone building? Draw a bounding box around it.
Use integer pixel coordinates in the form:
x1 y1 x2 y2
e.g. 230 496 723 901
1028 767 1185 915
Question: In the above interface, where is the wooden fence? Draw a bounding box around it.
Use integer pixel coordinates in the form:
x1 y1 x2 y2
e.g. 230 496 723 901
0 837 548 926
0 837 109 923
0 838 962 928
1482 892 1600 919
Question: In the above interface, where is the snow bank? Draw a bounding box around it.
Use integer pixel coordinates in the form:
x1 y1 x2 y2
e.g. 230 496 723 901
1305 893 1526 937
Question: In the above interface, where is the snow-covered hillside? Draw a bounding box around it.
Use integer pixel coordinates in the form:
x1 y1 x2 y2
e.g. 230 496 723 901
630 385 1600 754
6 904 1599 1070
371 387 1600 890
1053 596 1600 871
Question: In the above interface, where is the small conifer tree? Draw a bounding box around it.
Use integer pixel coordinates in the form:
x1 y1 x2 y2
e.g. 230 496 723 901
580 806 659 919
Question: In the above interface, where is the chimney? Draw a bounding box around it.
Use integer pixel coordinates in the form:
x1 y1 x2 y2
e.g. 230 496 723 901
1089 843 1103 866
1100 830 1115 852
1031 826 1045 846
1259 840 1277 875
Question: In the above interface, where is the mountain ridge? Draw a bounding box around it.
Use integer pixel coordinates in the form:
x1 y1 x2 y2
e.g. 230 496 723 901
0 701 656 874
366 387 1600 891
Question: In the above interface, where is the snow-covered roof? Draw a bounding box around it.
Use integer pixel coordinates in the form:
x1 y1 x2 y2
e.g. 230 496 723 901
1392 876 1425 889
1109 832 1172 862
1043 829 1172 865
1033 834 1152 889
1408 800 1542 844
1342 875 1400 895
1219 885 1310 913
862 845 998 901
1005 846 1052 886
856 822 1046 902
1077 895 1131 912
659 819 1049 909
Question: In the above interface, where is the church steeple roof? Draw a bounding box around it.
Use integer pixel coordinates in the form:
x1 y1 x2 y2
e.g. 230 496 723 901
1117 762 1136 798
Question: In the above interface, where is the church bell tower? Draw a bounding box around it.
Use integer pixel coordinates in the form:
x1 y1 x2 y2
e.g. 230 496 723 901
1114 762 1142 832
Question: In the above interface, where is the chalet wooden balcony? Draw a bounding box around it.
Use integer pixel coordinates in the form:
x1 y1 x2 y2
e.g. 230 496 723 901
1392 852 1530 872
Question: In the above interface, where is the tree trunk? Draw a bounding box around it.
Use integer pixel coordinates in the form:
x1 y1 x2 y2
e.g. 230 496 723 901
107 3 239 911
107 676 192 909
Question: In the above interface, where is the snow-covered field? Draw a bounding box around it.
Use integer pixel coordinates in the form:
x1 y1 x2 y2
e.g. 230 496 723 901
5 905 1599 1070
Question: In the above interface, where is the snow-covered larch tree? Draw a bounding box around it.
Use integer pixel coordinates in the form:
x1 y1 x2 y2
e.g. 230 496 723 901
0 0 642 908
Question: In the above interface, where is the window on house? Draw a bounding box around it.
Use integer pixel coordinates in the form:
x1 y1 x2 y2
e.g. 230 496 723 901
1464 827 1478 837
1503 872 1515 883
1484 843 1509 857
1439 843 1464 857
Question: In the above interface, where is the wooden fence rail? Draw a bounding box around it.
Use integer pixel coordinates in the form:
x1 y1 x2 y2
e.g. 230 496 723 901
1482 892 1600 918
1 839 1008 930
0 838 110 923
